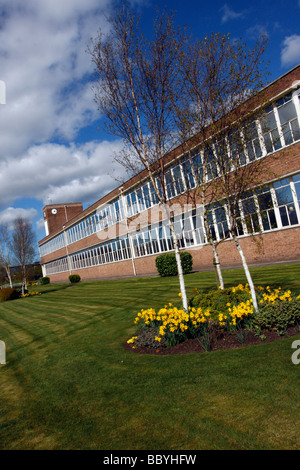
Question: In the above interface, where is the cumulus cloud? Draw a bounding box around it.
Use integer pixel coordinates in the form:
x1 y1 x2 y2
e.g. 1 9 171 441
220 4 246 23
281 35 300 67
0 0 111 156
0 207 37 228
0 0 143 225
0 139 127 208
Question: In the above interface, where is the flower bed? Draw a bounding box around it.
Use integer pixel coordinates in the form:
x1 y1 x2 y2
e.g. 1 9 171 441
125 284 300 354
22 292 41 298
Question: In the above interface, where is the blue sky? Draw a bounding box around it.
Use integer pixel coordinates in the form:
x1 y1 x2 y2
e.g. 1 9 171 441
0 0 299 253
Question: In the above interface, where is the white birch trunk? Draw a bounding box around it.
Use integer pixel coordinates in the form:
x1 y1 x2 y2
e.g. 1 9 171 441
2 263 13 288
232 233 258 311
7 271 13 288
212 246 224 290
202 204 225 290
169 222 188 311
162 203 188 311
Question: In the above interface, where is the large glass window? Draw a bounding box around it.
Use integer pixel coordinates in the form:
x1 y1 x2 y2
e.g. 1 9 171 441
292 174 300 210
181 155 196 189
228 129 247 166
241 191 260 234
262 107 281 153
214 204 230 240
256 186 277 231
191 150 204 184
127 190 138 217
244 121 262 161
274 178 298 227
149 181 159 206
276 94 300 146
204 146 218 180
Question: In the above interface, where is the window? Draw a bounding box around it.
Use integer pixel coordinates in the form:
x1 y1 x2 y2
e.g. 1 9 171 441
142 184 152 209
274 178 298 227
173 215 185 248
181 155 196 189
206 203 230 242
256 186 277 231
292 174 300 210
228 129 247 166
165 168 176 199
136 187 145 212
204 146 218 181
262 107 281 153
214 204 230 240
276 94 300 146
244 121 262 161
241 191 260 234
149 181 159 206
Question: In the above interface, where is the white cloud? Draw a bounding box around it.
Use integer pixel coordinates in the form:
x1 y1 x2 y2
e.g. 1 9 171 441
0 0 141 218
0 139 126 208
0 0 111 157
281 35 300 67
220 4 246 23
36 218 45 231
0 207 37 228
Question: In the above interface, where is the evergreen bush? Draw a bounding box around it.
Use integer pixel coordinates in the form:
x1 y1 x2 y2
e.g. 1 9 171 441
69 274 81 283
155 251 193 277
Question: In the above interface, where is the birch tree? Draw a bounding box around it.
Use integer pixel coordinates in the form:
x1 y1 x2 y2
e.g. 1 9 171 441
10 217 35 295
89 4 190 310
178 33 270 310
0 223 13 288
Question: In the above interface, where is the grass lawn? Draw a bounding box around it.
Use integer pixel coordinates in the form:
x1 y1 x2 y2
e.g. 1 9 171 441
0 263 300 450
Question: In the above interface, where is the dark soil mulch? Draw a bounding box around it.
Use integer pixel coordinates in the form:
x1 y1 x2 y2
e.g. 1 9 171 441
124 326 300 355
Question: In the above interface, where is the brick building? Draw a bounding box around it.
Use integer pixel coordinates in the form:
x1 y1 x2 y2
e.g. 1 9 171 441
38 65 300 282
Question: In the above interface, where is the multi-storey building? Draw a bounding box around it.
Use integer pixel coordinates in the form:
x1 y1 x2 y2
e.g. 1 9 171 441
38 65 300 282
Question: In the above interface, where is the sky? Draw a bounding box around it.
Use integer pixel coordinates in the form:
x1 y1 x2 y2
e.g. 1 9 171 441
0 0 299 255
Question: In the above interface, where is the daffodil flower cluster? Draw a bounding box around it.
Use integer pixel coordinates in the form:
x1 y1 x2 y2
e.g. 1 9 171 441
127 336 137 344
22 291 41 298
126 284 300 350
258 287 293 305
128 304 211 347
223 300 254 327
231 283 251 293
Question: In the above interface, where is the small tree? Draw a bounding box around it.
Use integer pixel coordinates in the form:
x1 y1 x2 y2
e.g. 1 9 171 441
176 33 270 310
89 3 190 309
9 217 36 295
0 223 13 288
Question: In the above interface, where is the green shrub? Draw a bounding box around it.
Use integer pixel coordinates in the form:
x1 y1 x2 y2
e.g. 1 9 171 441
180 251 193 274
40 276 50 285
69 274 81 283
190 286 251 320
0 288 19 302
155 252 193 277
253 299 300 334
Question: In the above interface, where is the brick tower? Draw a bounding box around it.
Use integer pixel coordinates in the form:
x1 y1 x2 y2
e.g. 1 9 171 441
43 202 83 236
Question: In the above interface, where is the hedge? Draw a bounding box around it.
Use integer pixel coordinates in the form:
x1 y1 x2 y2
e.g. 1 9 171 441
155 251 193 277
